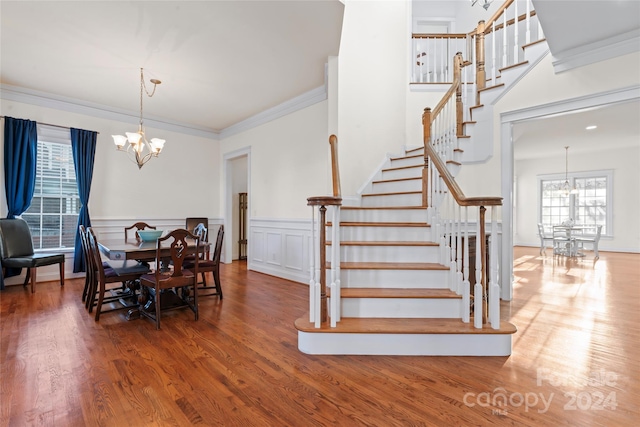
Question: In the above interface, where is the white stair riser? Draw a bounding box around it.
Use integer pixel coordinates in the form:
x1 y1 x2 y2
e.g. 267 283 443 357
298 332 513 356
332 244 439 263
340 268 448 288
388 156 423 168
372 179 422 193
333 226 431 241
340 208 428 223
362 193 423 207
333 297 461 318
380 167 422 181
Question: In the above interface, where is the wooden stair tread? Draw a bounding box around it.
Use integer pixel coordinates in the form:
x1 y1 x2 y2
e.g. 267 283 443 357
372 177 421 184
341 206 426 210
327 221 429 227
390 154 422 161
327 240 438 246
499 60 529 72
381 164 422 172
328 262 448 270
479 82 505 92
361 191 421 197
295 317 517 335
335 288 460 299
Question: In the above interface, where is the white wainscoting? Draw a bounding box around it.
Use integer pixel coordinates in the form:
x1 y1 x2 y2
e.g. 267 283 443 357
248 218 311 285
1 217 223 287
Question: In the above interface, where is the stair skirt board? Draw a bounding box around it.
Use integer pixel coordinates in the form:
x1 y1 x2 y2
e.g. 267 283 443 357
333 297 462 318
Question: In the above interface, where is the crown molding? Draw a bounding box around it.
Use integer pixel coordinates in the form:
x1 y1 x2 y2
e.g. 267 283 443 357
1 81 328 141
218 84 327 139
551 28 640 74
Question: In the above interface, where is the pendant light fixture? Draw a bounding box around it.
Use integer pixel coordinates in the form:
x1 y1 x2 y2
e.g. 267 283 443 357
112 68 165 169
561 146 579 196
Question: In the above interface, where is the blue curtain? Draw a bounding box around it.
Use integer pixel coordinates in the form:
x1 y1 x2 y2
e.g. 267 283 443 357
4 117 37 219
2 117 38 289
71 128 97 273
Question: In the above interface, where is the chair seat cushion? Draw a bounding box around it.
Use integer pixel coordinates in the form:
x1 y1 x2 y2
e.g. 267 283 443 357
1 253 65 268
183 260 216 269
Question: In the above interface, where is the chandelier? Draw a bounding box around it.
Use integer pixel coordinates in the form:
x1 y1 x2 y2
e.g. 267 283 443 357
471 0 494 10
112 68 165 169
561 146 579 196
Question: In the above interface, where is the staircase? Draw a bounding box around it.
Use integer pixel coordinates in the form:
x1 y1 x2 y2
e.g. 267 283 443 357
295 147 516 356
295 0 548 356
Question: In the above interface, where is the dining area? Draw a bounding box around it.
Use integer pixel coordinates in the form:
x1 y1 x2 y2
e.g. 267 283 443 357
538 220 603 259
81 218 224 329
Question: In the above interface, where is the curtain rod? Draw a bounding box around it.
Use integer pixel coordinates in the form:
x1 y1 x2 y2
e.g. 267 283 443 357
0 116 100 134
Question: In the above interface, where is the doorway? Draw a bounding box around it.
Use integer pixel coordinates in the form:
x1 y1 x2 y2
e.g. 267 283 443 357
224 148 250 264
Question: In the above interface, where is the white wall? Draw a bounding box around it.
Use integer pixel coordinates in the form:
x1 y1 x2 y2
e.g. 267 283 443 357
515 145 640 252
219 100 330 220
1 99 221 285
0 100 221 220
338 0 409 196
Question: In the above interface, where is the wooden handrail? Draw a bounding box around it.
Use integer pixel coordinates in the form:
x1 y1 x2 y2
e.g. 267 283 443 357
485 10 537 34
329 135 341 198
422 107 502 207
484 0 514 30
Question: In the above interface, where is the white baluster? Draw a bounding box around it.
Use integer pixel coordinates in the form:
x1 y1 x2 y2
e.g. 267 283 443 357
330 282 338 328
492 21 496 85
309 206 316 322
513 0 519 64
456 204 463 295
314 282 321 328
462 207 470 322
333 206 341 323
490 206 500 329
502 10 508 67
474 213 483 328
526 0 531 45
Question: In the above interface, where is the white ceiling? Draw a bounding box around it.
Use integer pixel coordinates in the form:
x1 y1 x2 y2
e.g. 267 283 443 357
0 1 344 134
1 0 638 150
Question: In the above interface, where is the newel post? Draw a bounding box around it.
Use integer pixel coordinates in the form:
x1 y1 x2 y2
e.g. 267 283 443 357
422 108 431 208
454 52 464 137
475 20 486 105
479 205 488 324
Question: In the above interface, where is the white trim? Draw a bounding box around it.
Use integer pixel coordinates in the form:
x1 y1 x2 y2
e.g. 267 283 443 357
1 82 328 142
224 147 251 265
219 85 327 139
551 29 640 74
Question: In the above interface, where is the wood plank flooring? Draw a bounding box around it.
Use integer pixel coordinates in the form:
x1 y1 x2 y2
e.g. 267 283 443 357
1 247 638 426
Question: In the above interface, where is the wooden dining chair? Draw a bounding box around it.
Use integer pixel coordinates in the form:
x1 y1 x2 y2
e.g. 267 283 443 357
125 222 156 241
185 225 224 300
86 228 150 320
139 229 200 329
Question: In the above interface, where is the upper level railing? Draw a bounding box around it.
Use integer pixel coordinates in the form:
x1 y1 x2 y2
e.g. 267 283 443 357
411 0 543 104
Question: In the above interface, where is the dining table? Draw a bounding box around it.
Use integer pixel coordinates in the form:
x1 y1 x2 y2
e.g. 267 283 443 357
552 224 589 257
98 236 209 320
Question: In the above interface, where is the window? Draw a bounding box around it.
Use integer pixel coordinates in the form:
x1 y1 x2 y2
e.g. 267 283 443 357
21 125 79 250
538 170 612 236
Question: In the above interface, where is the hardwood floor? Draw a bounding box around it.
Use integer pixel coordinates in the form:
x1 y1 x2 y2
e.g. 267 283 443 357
1 247 638 426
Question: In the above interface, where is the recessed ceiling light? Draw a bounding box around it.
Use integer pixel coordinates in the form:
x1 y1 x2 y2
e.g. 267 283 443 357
586 125 597 130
